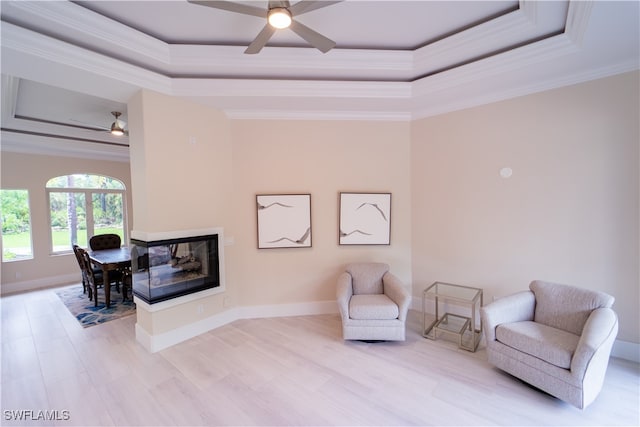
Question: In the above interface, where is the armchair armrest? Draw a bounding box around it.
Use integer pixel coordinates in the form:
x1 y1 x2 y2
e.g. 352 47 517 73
571 307 618 376
383 272 410 321
336 272 353 321
480 290 535 342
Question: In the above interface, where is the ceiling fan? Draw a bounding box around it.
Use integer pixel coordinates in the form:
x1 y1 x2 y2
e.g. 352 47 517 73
188 0 342 54
70 111 128 136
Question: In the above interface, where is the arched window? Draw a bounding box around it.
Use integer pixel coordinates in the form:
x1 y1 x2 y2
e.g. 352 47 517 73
46 174 127 253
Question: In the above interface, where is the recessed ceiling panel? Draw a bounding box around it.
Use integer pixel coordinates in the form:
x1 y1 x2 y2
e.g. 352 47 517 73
77 0 520 49
14 79 127 130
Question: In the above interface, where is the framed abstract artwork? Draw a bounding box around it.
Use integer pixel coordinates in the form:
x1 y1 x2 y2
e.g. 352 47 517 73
339 192 391 245
256 194 312 249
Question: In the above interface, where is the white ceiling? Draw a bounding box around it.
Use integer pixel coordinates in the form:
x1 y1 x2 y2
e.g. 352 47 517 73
1 0 638 162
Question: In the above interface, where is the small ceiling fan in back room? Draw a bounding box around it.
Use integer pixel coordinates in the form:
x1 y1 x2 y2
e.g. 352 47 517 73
188 0 342 54
71 111 128 136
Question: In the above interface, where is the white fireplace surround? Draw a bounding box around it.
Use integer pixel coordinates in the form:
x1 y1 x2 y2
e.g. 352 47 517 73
130 227 226 249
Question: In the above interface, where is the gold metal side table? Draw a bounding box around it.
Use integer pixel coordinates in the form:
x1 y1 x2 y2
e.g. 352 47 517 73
422 281 483 352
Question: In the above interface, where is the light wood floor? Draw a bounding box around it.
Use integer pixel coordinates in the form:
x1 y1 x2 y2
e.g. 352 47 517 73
1 286 639 426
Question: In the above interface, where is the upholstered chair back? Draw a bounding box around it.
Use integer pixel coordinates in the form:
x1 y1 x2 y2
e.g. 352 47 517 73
89 233 122 251
346 262 389 295
530 280 615 336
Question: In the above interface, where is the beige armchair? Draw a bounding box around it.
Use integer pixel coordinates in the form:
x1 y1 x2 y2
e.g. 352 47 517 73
481 280 618 409
336 263 410 341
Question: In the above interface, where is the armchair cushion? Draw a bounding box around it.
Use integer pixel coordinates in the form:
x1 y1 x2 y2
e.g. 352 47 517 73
346 262 389 295
531 280 614 335
349 294 399 320
496 321 580 369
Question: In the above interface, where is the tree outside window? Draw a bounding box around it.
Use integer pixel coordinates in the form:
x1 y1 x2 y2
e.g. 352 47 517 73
46 174 126 253
1 189 34 262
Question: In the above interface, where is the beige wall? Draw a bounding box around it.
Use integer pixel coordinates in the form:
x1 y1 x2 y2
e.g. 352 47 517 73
127 90 234 334
230 120 413 307
0 152 133 289
128 90 233 233
411 71 639 342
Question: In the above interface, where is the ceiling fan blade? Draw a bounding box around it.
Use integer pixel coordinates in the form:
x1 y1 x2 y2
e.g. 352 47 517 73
289 0 342 16
269 0 291 8
289 20 336 53
187 0 266 18
69 118 110 131
245 24 277 54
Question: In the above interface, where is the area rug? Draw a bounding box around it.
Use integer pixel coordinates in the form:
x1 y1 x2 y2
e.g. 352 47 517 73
55 284 136 328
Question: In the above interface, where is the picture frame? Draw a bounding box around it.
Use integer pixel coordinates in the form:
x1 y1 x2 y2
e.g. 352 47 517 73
339 192 391 245
256 194 312 249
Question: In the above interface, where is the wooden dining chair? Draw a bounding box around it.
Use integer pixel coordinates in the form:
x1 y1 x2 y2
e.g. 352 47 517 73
72 244 89 294
89 233 121 251
77 247 99 304
73 244 108 294
77 246 123 306
121 269 133 302
88 234 125 291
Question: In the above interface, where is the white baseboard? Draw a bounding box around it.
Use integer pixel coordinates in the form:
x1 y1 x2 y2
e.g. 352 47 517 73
1 273 78 295
136 307 240 353
136 300 339 353
611 340 640 363
236 300 339 320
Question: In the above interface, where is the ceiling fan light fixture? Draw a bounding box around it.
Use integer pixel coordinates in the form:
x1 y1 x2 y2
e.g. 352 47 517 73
268 7 291 29
110 111 125 136
110 123 124 136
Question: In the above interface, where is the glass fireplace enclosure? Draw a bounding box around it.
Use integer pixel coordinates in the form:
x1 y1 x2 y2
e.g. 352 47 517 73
131 234 220 304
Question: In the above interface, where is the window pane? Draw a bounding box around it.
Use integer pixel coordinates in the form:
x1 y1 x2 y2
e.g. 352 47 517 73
1 189 33 262
49 192 87 252
46 174 124 190
92 192 124 241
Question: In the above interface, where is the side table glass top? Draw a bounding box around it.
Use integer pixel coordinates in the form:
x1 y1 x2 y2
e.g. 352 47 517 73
424 281 482 304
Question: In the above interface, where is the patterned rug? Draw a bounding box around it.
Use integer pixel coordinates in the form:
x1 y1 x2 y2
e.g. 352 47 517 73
55 284 136 328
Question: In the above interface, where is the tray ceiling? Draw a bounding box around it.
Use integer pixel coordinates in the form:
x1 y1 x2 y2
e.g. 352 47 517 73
1 0 638 161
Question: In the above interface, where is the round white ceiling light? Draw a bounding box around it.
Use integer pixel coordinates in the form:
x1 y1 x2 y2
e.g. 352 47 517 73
268 8 292 29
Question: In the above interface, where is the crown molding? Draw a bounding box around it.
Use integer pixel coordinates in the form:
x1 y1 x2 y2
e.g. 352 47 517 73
411 59 639 121
413 3 537 73
224 109 412 122
1 22 171 100
171 78 411 99
0 130 129 162
0 75 20 122
565 0 594 46
520 0 538 24
412 33 579 98
1 0 169 63
169 45 414 80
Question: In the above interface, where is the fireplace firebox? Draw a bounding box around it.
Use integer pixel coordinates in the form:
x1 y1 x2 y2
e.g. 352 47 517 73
131 233 221 304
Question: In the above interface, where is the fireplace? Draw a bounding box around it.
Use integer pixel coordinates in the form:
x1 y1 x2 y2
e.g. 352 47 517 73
130 231 222 304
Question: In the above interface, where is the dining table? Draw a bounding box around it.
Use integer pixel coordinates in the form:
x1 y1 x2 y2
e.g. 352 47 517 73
88 246 132 308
